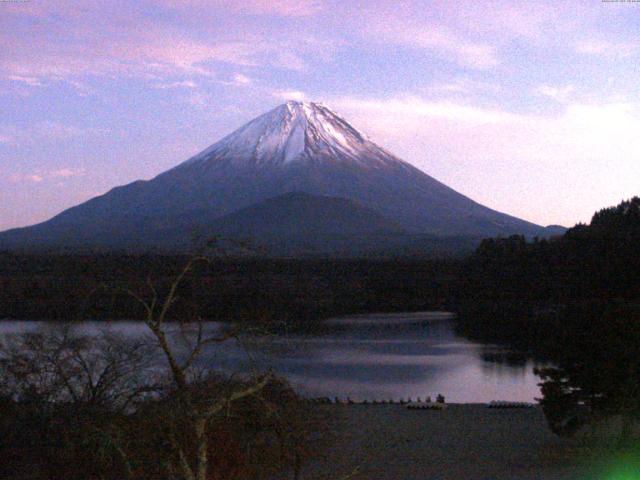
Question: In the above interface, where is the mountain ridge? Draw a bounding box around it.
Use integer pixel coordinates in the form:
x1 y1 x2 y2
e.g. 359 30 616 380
0 101 557 254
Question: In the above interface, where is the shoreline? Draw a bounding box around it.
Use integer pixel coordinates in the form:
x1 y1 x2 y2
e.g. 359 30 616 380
305 403 595 480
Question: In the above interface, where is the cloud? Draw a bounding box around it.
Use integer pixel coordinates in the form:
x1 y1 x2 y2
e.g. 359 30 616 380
232 73 251 85
7 168 85 185
2 0 323 18
0 122 101 146
51 168 85 178
448 42 498 70
333 97 514 124
9 173 44 184
140 38 262 71
423 78 503 99
6 75 43 87
217 73 253 87
66 80 95 96
184 90 213 108
458 2 557 39
272 89 307 101
0 31 323 83
0 132 15 145
345 1 635 72
225 0 322 17
535 85 574 103
154 80 198 89
0 1 335 84
372 24 498 69
154 0 322 17
575 39 637 57
346 2 539 70
330 95 640 226
33 121 89 141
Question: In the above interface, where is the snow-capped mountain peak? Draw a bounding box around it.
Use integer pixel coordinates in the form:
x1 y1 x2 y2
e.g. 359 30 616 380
0 99 551 253
184 101 399 168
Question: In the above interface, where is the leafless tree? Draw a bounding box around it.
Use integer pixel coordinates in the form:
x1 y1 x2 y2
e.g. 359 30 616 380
0 323 158 479
120 253 274 480
0 248 330 480
0 323 156 411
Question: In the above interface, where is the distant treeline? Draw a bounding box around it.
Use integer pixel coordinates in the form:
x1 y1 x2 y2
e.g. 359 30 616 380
455 197 640 441
455 196 640 354
3 198 638 341
0 254 461 328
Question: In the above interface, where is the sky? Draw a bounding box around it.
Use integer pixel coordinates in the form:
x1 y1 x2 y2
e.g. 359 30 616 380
1 0 639 231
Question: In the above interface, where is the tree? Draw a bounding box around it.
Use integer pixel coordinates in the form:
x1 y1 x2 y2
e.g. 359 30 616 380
0 324 156 479
0 251 324 479
119 253 275 480
535 301 640 446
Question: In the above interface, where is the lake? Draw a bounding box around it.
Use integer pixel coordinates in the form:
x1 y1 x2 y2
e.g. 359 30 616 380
0 312 543 403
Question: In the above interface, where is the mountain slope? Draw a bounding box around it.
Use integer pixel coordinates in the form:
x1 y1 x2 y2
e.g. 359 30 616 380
210 192 405 238
0 101 550 253
203 192 479 257
205 192 413 256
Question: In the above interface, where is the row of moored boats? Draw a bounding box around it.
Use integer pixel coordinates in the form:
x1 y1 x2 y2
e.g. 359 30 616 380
305 397 534 409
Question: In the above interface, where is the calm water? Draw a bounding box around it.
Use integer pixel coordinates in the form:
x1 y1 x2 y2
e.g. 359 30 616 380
0 312 543 403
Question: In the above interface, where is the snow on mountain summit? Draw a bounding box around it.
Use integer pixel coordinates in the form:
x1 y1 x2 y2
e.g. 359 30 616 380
184 101 402 169
0 99 551 252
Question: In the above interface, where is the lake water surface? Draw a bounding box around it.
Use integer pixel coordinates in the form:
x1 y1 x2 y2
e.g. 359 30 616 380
0 312 543 403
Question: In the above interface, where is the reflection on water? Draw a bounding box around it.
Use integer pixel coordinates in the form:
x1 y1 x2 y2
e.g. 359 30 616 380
0 313 543 403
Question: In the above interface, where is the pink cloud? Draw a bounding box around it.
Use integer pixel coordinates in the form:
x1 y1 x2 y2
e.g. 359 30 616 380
6 75 43 87
153 80 198 89
575 39 638 58
230 0 322 16
152 0 322 17
0 122 102 147
535 84 575 103
9 173 43 184
158 0 323 17
344 0 617 70
51 168 85 178
352 6 499 69
232 73 251 85
0 132 15 145
0 2 333 83
388 27 497 69
272 89 307 101
6 168 84 185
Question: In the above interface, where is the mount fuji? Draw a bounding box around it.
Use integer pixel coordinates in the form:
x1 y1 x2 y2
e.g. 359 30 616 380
0 101 556 255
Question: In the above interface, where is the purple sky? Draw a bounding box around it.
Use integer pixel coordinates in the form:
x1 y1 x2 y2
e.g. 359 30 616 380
1 0 639 230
